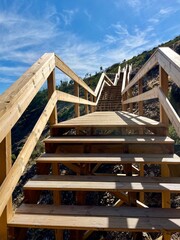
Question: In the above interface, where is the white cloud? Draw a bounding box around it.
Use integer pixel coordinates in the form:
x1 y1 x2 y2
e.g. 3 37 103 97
60 9 78 26
84 10 91 21
159 7 174 15
148 7 177 24
127 0 141 8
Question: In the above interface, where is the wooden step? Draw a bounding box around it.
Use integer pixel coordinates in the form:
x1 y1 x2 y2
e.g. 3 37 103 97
44 136 174 144
8 204 180 232
37 153 180 164
24 175 180 192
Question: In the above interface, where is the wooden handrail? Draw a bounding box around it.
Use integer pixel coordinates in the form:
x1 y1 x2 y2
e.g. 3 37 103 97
158 87 180 136
123 87 158 104
0 52 121 219
158 48 180 87
0 91 57 217
121 47 180 137
55 55 95 96
0 53 55 143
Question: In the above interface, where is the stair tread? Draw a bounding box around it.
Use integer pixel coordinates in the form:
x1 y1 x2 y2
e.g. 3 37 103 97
8 204 180 231
24 175 180 192
44 136 174 144
37 153 180 164
36 153 180 164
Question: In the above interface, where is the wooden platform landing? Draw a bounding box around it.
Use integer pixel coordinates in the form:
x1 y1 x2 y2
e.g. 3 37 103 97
54 111 164 128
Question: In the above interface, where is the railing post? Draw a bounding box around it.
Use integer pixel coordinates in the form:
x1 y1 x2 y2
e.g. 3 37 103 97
0 132 13 240
47 69 58 126
48 70 62 239
122 92 128 111
159 66 169 134
90 94 94 113
138 79 143 116
84 90 89 114
159 66 171 240
74 82 80 117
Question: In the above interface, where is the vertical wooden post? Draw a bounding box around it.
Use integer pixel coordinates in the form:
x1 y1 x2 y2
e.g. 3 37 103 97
122 92 128 111
90 94 94 113
48 70 62 239
47 69 58 127
138 79 143 116
84 90 89 114
139 164 144 203
128 89 133 113
74 82 80 117
159 66 169 134
159 67 171 240
0 133 13 240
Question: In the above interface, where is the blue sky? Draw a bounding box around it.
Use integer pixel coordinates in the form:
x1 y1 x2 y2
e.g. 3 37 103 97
0 0 180 94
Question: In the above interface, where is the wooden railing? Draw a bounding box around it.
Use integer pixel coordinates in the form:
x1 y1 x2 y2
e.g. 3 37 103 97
121 47 180 137
0 51 120 233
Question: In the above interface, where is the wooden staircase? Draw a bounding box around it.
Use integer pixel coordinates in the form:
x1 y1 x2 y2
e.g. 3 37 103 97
0 47 180 240
8 111 180 239
96 74 122 111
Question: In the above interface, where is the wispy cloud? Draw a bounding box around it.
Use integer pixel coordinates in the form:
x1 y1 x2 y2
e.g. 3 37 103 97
60 9 78 26
84 10 91 21
127 0 141 8
148 7 177 24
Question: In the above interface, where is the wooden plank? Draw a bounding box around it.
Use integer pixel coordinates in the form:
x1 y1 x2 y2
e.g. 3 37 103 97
52 111 164 128
55 54 95 96
8 205 180 232
84 90 89 114
94 73 105 96
0 133 12 240
37 153 180 164
122 51 158 95
56 90 96 106
0 92 58 217
44 136 174 144
16 204 180 218
24 175 180 192
158 47 180 87
159 66 169 134
47 69 57 128
158 87 180 137
138 79 143 116
74 82 80 117
0 53 55 143
123 87 158 104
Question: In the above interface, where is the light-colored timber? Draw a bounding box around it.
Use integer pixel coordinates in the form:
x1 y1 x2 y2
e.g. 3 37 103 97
52 111 165 128
0 46 179 240
8 205 180 232
37 153 180 164
44 135 174 144
24 175 180 192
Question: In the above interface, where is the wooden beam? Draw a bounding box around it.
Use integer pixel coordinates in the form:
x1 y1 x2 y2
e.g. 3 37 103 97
0 132 12 240
84 90 89 114
56 90 96 106
158 47 180 87
138 79 143 116
122 51 158 94
47 69 58 129
0 53 55 143
0 92 58 217
55 55 95 96
158 88 180 137
123 87 158 104
159 67 169 134
74 82 80 117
